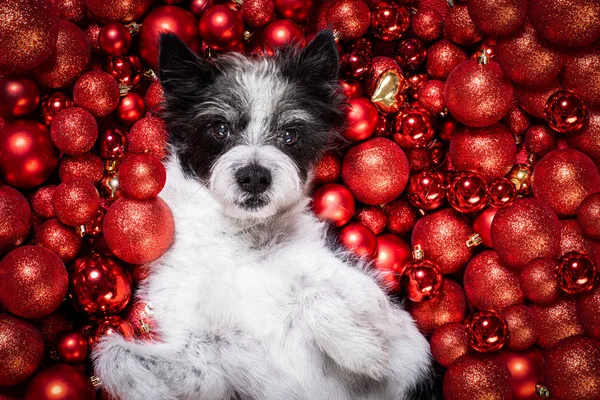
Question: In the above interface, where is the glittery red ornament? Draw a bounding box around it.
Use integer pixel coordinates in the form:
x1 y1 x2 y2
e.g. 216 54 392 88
444 353 512 400
342 97 379 141
340 50 372 79
0 245 67 319
120 153 166 200
416 80 445 115
24 364 95 400
49 0 85 22
448 171 488 214
500 305 538 352
488 179 517 209
532 149 600 216
411 10 443 42
128 116 169 159
465 310 508 352
406 169 446 211
53 180 100 227
561 46 600 108
559 219 596 258
556 251 597 294
0 0 58 73
103 55 143 90
36 219 82 263
491 198 561 269
241 0 274 28
531 298 584 349
392 104 435 149
355 205 387 235
373 233 411 292
0 75 40 118
401 258 443 302
472 207 497 248
0 314 44 386
50 107 98 155
445 59 513 128
338 222 377 258
519 258 560 305
199 5 244 51
93 316 135 345
124 299 157 339
313 151 341 186
412 208 474 274
32 185 57 220
503 105 530 136
98 22 132 57
514 81 561 119
116 92 146 126
190 0 214 18
99 128 128 159
444 4 483 46
262 19 304 56
369 1 409 41
543 336 600 400
85 0 153 22
73 71 120 117
384 198 417 236
0 185 32 256
326 0 371 40
59 153 105 184
524 124 557 157
430 322 469 367
139 6 200 70
41 92 74 126
145 80 165 116
104 197 175 264
274 0 314 22
577 283 600 340
425 39 467 80
544 90 588 134
55 331 88 363
568 110 600 169
85 23 102 52
496 348 544 400
312 183 355 227
31 21 90 89
0 120 59 189
467 0 526 37
578 193 600 240
341 138 409 205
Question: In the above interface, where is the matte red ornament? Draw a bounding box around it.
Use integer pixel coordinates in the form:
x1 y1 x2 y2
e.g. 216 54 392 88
99 128 128 159
104 197 175 264
55 331 88 363
24 364 95 400
392 104 435 149
578 193 600 239
443 353 512 400
53 180 101 226
400 258 443 302
430 323 469 367
445 59 513 128
416 80 445 115
41 92 74 126
120 154 167 200
500 305 538 351
465 310 508 352
341 138 409 205
561 46 600 108
448 171 488 214
444 4 483 46
326 0 371 40
544 90 588 134
406 169 446 211
340 50 372 79
36 219 82 263
274 0 314 22
425 39 467 80
491 198 560 269
59 153 105 184
0 245 67 319
93 316 135 345
313 151 341 186
73 71 120 117
0 185 32 256
312 183 355 227
338 222 377 258
200 5 244 51
85 0 153 22
373 233 411 292
342 97 379 141
369 1 410 41
411 10 443 42
355 205 387 235
262 19 304 56
190 0 214 18
525 125 557 157
50 107 98 155
32 185 57 220
99 22 132 56
519 258 560 305
0 314 44 386
496 348 544 400
0 75 40 118
468 0 526 37
117 92 146 126
472 207 497 248
488 179 517 209
577 283 600 339
556 251 597 294
384 198 418 236
242 0 274 28
0 120 59 189
530 298 584 349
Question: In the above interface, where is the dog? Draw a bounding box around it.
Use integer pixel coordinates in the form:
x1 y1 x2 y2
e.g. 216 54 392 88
93 31 434 400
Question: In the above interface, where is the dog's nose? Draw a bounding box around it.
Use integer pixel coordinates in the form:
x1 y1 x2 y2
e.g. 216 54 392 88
235 165 272 195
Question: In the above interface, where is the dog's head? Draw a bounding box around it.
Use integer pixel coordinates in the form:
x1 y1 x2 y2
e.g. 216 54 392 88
159 31 343 220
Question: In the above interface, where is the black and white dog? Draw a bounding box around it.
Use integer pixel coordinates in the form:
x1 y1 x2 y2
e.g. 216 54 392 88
93 31 433 400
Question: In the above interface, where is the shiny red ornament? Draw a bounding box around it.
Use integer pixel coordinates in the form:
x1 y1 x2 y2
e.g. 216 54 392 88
340 50 372 79
544 90 588 134
448 171 488 214
103 55 143 90
443 353 512 400
93 316 135 345
0 75 40 118
340 79 363 99
411 10 443 42
369 1 410 41
36 219 82 263
425 39 467 80
128 116 169 159
25 364 95 400
496 348 544 400
445 59 513 128
416 80 445 115
556 251 597 294
578 283 600 339
41 92 74 127
53 180 100 227
325 0 371 40
373 233 411 292
439 116 458 142
0 120 59 189
500 305 538 352
0 185 32 256
400 258 443 302
55 331 88 363
488 179 517 208
430 323 469 367
120 153 167 200
85 0 152 22
73 71 120 117
392 104 435 149
519 258 560 305
99 128 129 159
354 205 387 235
406 169 446 211
190 0 214 18
465 310 508 352
444 4 483 46
472 207 497 248
104 197 175 264
0 0 58 73
578 193 600 240
312 183 355 227
117 92 146 126
384 198 418 236
262 19 304 56
50 107 98 155
32 185 57 219
49 0 85 22
139 6 200 70
0 314 44 386
342 97 379 141
274 0 314 22
199 5 244 51
99 22 132 56
241 0 274 28
468 0 526 36
525 124 557 157
338 222 377 258
341 138 409 205
313 151 341 186
59 153 105 184
0 245 67 319
531 298 584 349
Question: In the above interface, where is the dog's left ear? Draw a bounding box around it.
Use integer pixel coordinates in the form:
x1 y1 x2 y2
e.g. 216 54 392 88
282 30 339 84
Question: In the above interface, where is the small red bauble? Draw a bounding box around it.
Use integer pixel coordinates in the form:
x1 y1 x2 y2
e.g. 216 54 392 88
93 316 135 346
274 0 314 22
465 310 508 352
472 207 497 248
448 171 488 214
73 71 120 117
530 298 584 349
338 222 377 258
55 331 88 363
129 116 169 159
468 0 526 37
443 353 512 400
120 153 167 200
0 314 44 386
384 198 418 236
425 39 467 80
400 258 443 302
416 80 445 115
503 105 530 136
326 0 371 40
519 258 560 305
124 300 157 339
99 22 132 56
312 183 355 227
242 0 274 28
369 1 410 41
99 128 128 159
117 92 146 126
392 104 435 149
340 50 372 79
36 219 82 263
53 180 101 227
41 92 74 126
32 185 57 220
544 90 588 134
373 233 411 292
0 74 40 118
200 5 244 51
313 151 341 186
578 193 600 240
363 56 403 97
444 4 483 46
525 124 557 157
488 179 517 209
500 305 538 351
406 169 446 211
411 10 443 42
104 197 175 264
340 79 363 99
262 19 304 56
495 348 544 400
354 205 387 235
578 284 600 339
103 55 143 90
343 97 379 141
24 364 95 400
556 251 597 294
145 80 165 116
50 107 98 155
59 153 105 184
430 322 469 367
190 0 214 18
0 185 32 256
0 245 67 319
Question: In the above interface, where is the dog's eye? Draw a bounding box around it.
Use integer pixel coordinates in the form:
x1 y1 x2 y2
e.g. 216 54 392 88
281 130 298 146
211 123 230 140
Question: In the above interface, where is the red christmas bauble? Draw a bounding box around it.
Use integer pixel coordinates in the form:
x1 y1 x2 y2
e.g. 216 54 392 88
103 55 143 91
342 97 379 141
59 153 105 184
500 305 538 351
355 205 387 235
443 353 512 400
444 4 483 46
491 198 560 269
0 245 67 319
49 0 85 22
447 171 488 214
496 348 544 400
544 90 588 134
373 233 411 292
338 222 377 258
416 80 445 115
200 5 244 51
425 39 467 80
472 207 498 247
85 22 102 52
313 151 341 186
190 0 214 18
369 1 409 41
468 0 526 37
312 183 355 227
55 331 88 363
274 0 314 22
407 169 446 211
120 153 167 200
0 120 59 189
242 0 274 28
392 104 435 149
50 107 98 155
104 197 175 264
262 19 304 56
503 105 530 136
53 180 101 226
0 185 32 256
93 316 135 345
488 178 517 209
568 110 600 167
363 56 402 98
73 71 120 117
558 220 596 260
31 21 90 89
400 258 443 302
384 198 418 236
0 314 44 386
340 79 363 99
0 0 58 73
124 299 157 339
128 116 169 159
145 80 165 115
36 219 82 263
430 322 469 367
578 193 600 239
138 6 200 70
340 50 372 80
24 364 95 400
514 81 560 119
341 138 409 205
99 22 132 56
85 0 153 22
465 310 508 352
577 283 600 339
0 74 40 118
525 124 557 157
116 92 146 126
32 185 57 219
519 258 560 305
396 38 426 71
561 46 600 108
445 59 513 128
530 298 584 349
41 92 74 127
326 0 371 40
411 10 443 42
556 251 597 294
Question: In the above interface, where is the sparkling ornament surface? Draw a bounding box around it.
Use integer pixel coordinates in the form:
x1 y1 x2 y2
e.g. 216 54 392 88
384 198 418 236
373 233 411 292
447 171 488 214
0 314 44 386
519 258 560 305
24 364 95 400
59 153 105 184
392 104 435 149
561 46 600 108
416 80 445 115
544 90 588 134
556 251 597 294
406 169 446 211
514 81 561 119
425 39 467 80
128 116 169 159
32 185 57 219
430 322 469 367
53 180 101 227
124 299 157 339
50 107 98 155
313 151 341 186
41 92 74 126
120 154 167 200
85 0 153 22
145 80 165 116
400 258 443 302
369 1 410 41
36 219 82 263
0 186 32 256
444 4 483 46
443 353 512 400
338 222 377 258
242 0 274 28
558 219 596 257
411 10 443 42
500 305 538 351
55 331 88 363
577 283 600 339
578 193 600 239
525 125 557 157
0 75 40 118
326 0 371 40
73 71 120 117
50 0 85 22
355 205 387 235
503 105 530 136
530 298 584 349
488 179 517 208
467 0 526 37
568 110 600 168
312 183 355 227
465 310 508 352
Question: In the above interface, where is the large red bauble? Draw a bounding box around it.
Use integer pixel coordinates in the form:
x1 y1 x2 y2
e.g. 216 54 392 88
36 219 82 263
373 233 411 292
0 0 58 73
577 283 600 339
578 193 600 239
468 0 526 37
85 0 153 22
116 92 146 126
464 251 524 311
342 138 409 205
530 298 584 349
472 207 498 247
384 198 418 236
445 59 513 128
354 205 387 235
128 116 169 159
31 21 90 89
407 279 467 335
0 75 40 118
392 104 435 149
73 71 120 118
465 310 508 352
496 348 544 400
491 198 560 269
199 5 244 51
444 4 483 46
274 0 314 22
99 22 132 56
312 183 355 227
139 6 199 70
412 208 474 274
447 171 488 214
528 0 600 47
343 97 378 141
104 197 175 264
50 107 98 155
69 254 132 318
338 222 377 258
32 185 57 219
525 124 557 157
500 305 538 351
430 322 469 367
24 364 95 400
262 19 304 56
561 47 600 108
519 258 560 305
400 258 443 302
425 39 467 80
532 149 600 217
59 153 105 184
0 120 59 189
0 314 44 386
41 92 74 127
543 336 600 400
407 169 446 211
53 180 101 226
443 353 512 400
326 0 371 40
120 154 167 200
242 0 274 28
0 246 67 319
0 185 32 256
55 330 88 363
369 1 410 41
556 251 597 294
